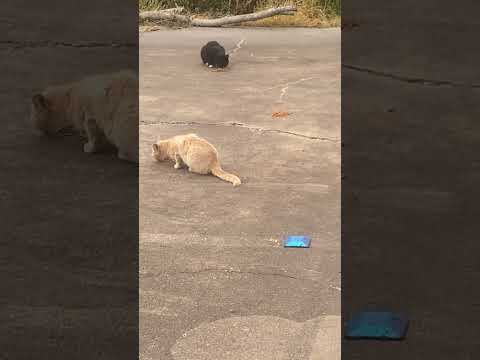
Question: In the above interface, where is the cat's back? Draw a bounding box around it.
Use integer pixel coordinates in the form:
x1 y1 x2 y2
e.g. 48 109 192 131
212 44 226 56
177 133 217 153
74 70 137 130
202 41 224 56
76 70 135 95
175 133 200 144
201 41 219 62
205 41 220 48
69 70 137 116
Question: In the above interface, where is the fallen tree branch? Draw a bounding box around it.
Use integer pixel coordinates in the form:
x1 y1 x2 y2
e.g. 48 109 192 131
191 5 297 27
140 5 297 27
139 7 188 22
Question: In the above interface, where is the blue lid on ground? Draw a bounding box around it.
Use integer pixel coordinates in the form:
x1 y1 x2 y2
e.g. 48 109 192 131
345 311 409 340
284 235 311 248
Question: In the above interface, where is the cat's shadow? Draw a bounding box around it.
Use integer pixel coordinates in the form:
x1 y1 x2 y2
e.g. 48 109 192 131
33 131 121 162
200 63 231 73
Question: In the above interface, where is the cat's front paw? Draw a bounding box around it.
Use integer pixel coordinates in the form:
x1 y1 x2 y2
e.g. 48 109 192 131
83 142 97 153
174 163 182 169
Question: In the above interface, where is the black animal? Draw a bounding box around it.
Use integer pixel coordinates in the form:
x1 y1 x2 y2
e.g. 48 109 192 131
200 41 229 69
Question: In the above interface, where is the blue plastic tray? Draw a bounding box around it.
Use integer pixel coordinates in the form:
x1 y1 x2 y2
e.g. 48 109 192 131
283 235 311 248
345 311 409 340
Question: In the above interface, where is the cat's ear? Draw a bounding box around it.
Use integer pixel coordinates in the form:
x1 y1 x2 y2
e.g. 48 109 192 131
32 94 47 109
152 143 159 153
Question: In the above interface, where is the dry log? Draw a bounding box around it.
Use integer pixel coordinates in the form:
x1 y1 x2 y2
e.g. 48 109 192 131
140 5 297 27
191 5 297 27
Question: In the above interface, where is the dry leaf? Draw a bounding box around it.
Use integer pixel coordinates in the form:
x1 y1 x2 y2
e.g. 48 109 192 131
272 111 289 118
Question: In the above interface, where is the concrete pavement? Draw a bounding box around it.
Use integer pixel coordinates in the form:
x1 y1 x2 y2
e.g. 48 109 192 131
1 2 138 359
140 27 340 359
342 2 480 358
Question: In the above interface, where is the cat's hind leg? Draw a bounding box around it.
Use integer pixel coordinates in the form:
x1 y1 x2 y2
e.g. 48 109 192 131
188 165 210 175
83 118 102 153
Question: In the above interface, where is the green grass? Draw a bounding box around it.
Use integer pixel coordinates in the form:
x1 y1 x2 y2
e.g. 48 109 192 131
139 0 340 27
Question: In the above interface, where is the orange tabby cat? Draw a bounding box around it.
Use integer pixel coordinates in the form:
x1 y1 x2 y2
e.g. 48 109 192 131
152 133 241 186
30 70 138 163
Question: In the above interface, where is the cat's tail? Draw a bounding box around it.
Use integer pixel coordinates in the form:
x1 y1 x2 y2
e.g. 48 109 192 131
211 164 241 186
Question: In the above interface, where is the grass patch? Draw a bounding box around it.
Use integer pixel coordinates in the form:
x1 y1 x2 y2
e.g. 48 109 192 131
140 0 262 15
139 0 340 28
249 0 340 28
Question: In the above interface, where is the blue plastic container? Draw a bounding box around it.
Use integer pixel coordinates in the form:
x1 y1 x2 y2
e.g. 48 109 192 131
345 311 409 340
284 235 311 248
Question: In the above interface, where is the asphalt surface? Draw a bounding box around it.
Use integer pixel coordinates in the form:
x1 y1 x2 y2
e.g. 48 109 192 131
140 28 340 359
342 1 480 358
1 51 138 359
2 2 138 359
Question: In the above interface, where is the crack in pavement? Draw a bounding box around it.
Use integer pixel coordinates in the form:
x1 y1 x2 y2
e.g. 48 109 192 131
0 40 136 49
343 64 480 88
140 120 339 142
278 77 315 102
260 77 317 102
3 304 133 314
142 268 308 281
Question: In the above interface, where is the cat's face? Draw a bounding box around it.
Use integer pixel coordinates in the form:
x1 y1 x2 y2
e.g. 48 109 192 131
30 93 67 135
152 142 168 161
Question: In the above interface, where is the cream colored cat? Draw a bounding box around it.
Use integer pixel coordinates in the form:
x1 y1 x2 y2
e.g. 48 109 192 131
152 133 241 186
30 69 138 163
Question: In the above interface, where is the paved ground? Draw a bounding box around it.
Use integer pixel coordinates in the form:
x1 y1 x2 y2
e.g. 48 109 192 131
1 2 138 359
342 2 480 358
1 49 138 359
140 28 340 359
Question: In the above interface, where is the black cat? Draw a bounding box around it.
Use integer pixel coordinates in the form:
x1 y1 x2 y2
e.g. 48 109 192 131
201 41 229 69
